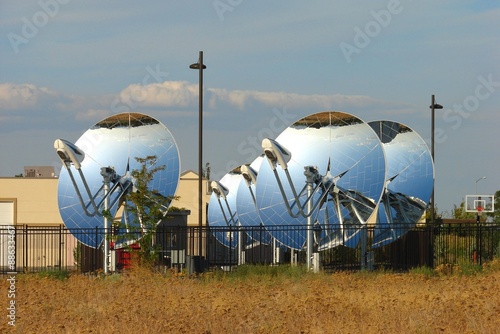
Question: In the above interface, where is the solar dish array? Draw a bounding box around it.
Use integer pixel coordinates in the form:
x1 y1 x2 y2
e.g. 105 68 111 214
57 113 180 248
208 111 434 251
55 111 432 252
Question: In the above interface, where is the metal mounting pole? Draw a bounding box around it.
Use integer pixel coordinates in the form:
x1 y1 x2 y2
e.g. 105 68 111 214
238 226 245 265
304 167 315 271
360 226 367 270
306 183 313 270
101 167 112 274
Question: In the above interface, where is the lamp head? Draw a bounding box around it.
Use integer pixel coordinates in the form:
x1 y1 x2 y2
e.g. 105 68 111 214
476 176 487 183
189 63 206 70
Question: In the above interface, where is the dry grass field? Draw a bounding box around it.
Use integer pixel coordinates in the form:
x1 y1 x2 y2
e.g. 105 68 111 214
1 263 499 334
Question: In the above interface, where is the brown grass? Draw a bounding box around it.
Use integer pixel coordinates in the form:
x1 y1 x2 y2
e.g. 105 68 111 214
1 265 499 334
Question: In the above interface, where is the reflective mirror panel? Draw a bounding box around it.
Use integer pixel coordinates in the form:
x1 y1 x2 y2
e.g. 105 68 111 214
255 111 386 250
235 155 272 245
369 120 433 248
57 113 180 248
207 170 243 249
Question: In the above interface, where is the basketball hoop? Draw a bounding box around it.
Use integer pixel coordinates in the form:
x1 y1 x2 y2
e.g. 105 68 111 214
477 206 483 216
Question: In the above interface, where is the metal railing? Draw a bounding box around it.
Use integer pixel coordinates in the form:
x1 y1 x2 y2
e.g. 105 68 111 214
0 223 498 274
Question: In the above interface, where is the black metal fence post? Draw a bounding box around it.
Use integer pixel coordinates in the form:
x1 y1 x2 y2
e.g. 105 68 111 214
428 223 434 268
24 225 28 271
476 215 480 265
58 225 62 270
478 218 482 266
95 227 98 273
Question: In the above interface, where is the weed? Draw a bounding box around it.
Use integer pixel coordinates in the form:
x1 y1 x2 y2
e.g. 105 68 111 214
229 264 310 281
36 270 71 280
482 257 500 273
456 260 483 276
408 266 436 277
4 264 499 333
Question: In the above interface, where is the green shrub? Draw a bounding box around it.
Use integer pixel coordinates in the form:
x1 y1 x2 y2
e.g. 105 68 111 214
409 266 436 277
456 260 483 276
37 270 71 280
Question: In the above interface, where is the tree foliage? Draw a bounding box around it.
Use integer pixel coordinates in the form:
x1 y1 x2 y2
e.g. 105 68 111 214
452 201 476 220
425 205 441 221
485 190 500 223
122 155 178 267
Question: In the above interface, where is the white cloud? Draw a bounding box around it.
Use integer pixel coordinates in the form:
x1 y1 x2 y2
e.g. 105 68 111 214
118 81 198 108
0 83 56 110
118 80 399 113
0 81 413 131
0 83 118 132
206 88 406 115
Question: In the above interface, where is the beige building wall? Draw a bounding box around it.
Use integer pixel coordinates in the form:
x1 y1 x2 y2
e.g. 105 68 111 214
0 171 211 227
0 172 211 266
0 177 72 269
175 170 211 227
0 177 62 226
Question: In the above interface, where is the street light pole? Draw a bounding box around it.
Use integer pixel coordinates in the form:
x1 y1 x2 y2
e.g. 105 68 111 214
190 51 206 260
475 176 486 195
430 94 443 225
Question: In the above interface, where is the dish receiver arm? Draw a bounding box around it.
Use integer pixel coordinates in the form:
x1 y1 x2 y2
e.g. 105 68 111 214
55 139 102 216
54 139 132 217
211 181 238 226
261 138 332 218
240 164 258 206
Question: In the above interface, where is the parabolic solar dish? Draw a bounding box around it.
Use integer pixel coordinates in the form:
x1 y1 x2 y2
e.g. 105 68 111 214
56 113 180 248
207 170 243 249
255 111 386 250
368 120 433 248
235 155 272 246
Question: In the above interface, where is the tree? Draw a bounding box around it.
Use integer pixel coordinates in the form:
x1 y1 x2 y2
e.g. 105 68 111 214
425 205 442 222
202 162 211 179
452 201 476 220
120 155 178 267
485 190 500 223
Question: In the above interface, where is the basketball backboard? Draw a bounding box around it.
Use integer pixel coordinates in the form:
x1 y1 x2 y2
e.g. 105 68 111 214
465 195 494 213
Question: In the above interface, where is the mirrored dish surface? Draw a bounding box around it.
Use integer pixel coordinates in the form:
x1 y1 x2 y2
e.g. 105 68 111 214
368 120 434 248
207 171 243 249
57 113 180 248
255 111 386 250
235 155 272 245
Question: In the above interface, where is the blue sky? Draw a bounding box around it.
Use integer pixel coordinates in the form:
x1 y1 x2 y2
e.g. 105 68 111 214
1 0 499 216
